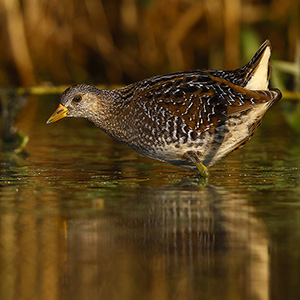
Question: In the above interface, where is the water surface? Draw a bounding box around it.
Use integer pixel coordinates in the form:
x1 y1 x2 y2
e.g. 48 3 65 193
1 96 300 300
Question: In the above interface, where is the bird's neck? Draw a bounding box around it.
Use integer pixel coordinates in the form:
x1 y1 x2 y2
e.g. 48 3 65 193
88 89 135 143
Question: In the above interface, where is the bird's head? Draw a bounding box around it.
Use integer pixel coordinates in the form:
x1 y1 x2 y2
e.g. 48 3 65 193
46 84 107 124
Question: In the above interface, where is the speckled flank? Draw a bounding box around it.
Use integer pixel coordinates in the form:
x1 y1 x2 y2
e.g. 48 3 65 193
50 40 282 173
112 72 280 170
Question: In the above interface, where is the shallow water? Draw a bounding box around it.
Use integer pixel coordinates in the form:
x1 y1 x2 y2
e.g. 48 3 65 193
1 95 300 300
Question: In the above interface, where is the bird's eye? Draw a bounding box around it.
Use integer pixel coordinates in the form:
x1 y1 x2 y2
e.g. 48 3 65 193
72 96 82 103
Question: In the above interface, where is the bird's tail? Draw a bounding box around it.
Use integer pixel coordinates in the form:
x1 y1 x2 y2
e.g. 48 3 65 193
208 40 273 90
242 39 272 90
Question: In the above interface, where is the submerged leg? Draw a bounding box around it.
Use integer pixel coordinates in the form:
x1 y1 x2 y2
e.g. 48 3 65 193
184 151 209 177
195 161 209 177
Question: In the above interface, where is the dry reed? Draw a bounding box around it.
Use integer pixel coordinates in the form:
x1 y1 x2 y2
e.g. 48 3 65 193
0 0 298 87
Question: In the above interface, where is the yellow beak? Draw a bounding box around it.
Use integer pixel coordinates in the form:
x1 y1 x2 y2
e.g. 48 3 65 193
46 104 69 124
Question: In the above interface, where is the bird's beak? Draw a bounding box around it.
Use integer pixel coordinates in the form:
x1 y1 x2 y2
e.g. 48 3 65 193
46 104 69 124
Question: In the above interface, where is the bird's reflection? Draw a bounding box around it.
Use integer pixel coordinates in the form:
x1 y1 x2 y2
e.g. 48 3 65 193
65 184 269 300
0 140 273 300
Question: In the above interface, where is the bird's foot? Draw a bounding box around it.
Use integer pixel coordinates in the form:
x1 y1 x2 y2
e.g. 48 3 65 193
183 151 210 177
195 162 209 177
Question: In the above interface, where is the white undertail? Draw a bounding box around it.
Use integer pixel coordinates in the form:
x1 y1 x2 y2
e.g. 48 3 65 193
245 46 271 91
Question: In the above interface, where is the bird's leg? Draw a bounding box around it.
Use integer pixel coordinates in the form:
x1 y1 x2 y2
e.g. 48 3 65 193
184 151 209 177
196 161 209 177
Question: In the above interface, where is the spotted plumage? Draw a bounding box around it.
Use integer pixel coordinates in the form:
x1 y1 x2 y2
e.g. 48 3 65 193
47 40 282 175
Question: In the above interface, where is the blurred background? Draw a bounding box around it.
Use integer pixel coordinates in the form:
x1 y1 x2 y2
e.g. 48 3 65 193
1 2 300 300
0 0 299 91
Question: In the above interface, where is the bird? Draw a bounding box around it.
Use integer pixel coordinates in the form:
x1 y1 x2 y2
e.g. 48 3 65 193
47 40 281 176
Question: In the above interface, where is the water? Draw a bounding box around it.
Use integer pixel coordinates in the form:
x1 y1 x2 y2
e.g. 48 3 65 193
1 95 300 300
